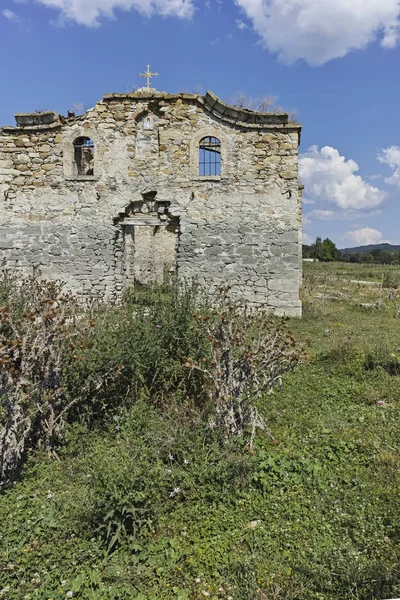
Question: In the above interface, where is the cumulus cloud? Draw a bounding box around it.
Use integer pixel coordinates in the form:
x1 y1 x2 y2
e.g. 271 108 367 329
378 146 400 187
36 0 194 26
341 227 389 246
299 145 386 212
234 0 400 65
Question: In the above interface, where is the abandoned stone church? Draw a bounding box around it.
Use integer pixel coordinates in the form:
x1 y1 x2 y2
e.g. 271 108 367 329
0 81 303 316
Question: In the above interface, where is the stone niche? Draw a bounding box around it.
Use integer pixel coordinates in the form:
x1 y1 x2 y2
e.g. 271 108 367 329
114 192 180 287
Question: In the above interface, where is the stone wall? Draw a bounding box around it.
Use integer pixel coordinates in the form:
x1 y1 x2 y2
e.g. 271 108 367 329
0 90 303 315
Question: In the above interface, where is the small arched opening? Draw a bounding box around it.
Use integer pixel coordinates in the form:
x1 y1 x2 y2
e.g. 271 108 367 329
74 136 94 176
199 136 221 176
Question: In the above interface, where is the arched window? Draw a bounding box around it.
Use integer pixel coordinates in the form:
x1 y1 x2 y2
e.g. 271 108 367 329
74 136 94 176
199 136 221 176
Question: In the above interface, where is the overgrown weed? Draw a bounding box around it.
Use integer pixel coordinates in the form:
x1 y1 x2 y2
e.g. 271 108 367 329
1 263 400 599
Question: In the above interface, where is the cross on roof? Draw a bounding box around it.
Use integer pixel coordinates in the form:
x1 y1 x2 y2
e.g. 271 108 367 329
140 64 158 89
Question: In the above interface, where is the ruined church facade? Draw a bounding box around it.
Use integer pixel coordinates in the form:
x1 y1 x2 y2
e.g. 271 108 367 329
0 89 303 315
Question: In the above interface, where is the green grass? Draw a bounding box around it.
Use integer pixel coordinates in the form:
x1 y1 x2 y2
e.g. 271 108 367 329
1 264 400 600
303 260 400 283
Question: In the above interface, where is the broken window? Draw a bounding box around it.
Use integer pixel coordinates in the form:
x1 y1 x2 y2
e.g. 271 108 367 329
74 136 94 176
199 136 221 176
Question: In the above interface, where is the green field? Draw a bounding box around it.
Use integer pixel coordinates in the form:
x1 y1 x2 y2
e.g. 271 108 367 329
1 264 400 600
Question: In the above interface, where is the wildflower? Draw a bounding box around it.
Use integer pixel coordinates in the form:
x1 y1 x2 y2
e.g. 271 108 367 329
66 592 75 599
201 592 210 597
169 487 181 497
168 453 174 460
195 578 202 584
155 324 162 329
183 459 190 465
47 491 54 499
166 468 172 473
377 400 386 406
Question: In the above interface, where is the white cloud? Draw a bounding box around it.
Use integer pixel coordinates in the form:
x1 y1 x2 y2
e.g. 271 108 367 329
236 18 248 30
2 8 19 20
299 145 386 212
378 146 400 188
308 209 338 221
36 0 195 26
234 0 400 65
308 208 381 221
341 227 389 246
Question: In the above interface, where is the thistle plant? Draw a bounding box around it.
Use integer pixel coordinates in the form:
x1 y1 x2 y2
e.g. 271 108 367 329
0 269 83 485
187 289 303 446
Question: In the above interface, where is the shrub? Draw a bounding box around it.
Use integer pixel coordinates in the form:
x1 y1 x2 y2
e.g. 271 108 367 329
187 289 304 446
1 275 303 486
364 350 400 375
382 272 400 288
64 281 210 422
0 268 85 485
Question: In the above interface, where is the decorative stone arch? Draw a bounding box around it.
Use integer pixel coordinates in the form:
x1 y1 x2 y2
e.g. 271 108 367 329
62 126 103 179
189 127 230 178
114 192 181 288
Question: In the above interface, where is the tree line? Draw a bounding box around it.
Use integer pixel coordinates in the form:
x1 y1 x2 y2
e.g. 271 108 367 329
303 237 400 264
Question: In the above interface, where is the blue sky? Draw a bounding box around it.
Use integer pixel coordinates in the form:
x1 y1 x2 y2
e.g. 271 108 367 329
1 0 400 248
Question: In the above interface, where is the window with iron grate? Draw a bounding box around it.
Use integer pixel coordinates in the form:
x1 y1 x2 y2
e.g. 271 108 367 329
74 137 94 176
199 136 221 176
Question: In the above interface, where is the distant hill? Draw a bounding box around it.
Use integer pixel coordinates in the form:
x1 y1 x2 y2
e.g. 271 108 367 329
338 243 400 254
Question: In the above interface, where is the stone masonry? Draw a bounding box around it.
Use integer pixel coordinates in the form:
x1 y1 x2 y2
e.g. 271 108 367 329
0 89 303 316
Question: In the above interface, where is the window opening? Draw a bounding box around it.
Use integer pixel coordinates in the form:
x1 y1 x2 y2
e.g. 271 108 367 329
199 136 221 176
74 136 94 176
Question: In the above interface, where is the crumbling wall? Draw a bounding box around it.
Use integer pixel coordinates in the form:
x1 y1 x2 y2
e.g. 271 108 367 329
0 92 302 315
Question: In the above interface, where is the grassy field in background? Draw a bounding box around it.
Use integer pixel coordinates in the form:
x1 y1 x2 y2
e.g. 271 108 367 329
303 260 400 283
1 263 400 600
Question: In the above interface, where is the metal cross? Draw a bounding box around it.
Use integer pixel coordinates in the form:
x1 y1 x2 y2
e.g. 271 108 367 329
140 64 158 89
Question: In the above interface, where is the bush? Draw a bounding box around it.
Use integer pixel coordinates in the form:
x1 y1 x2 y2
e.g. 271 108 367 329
188 290 304 445
84 401 253 552
0 268 85 485
0 275 209 485
382 272 400 288
64 281 210 420
1 274 303 487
